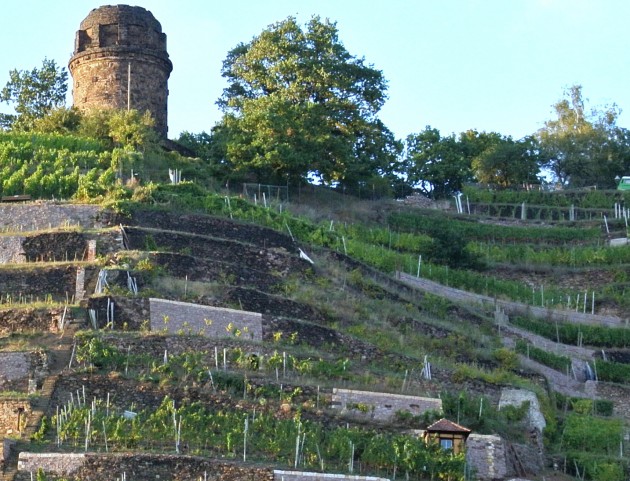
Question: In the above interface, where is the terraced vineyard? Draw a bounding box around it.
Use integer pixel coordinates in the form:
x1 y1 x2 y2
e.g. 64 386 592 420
0 132 628 481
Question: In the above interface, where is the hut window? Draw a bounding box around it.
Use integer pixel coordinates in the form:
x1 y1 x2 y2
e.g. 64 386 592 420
440 439 453 450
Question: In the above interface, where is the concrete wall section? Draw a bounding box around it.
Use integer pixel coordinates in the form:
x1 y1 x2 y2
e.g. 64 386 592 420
274 471 390 481
149 298 263 341
331 388 442 421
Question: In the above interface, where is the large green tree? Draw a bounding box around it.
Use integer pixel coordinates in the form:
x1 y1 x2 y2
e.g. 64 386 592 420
405 127 462 199
405 127 480 198
0 58 68 131
538 85 630 188
472 135 543 189
217 16 400 185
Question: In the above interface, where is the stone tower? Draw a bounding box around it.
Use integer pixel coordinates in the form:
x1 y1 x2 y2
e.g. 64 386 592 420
68 5 172 137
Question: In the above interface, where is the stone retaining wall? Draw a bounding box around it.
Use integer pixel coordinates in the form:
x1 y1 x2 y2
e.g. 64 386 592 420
0 265 96 304
2 438 15 465
0 236 25 263
331 388 442 421
17 452 274 481
585 381 630 419
465 434 509 481
0 307 63 335
120 209 298 251
399 272 626 327
0 350 48 392
498 389 546 432
16 453 392 481
0 204 103 232
274 471 389 481
149 298 263 341
0 399 31 436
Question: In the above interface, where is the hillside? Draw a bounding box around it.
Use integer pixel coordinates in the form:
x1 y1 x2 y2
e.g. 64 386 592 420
0 135 628 481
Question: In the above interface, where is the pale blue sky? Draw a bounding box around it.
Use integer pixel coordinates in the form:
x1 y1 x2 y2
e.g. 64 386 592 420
2 0 629 141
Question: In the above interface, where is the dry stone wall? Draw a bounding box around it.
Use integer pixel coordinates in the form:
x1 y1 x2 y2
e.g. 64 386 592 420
0 204 103 231
0 236 25 263
0 307 64 335
0 350 47 392
0 230 121 266
0 400 31 436
2 438 15 465
498 389 546 432
151 251 288 291
124 227 300 276
87 295 150 330
331 388 442 421
0 265 94 304
149 298 263 341
17 452 274 481
466 434 510 481
16 453 394 481
399 273 626 327
118 209 298 251
585 381 630 419
274 471 390 481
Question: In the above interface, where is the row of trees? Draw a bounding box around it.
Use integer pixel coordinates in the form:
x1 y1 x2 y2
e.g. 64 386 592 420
183 17 630 196
4 19 630 198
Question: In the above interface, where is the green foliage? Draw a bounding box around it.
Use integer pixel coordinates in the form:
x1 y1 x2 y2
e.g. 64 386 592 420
594 358 630 384
31 415 50 442
218 16 400 185
105 109 159 150
75 334 125 369
472 135 542 189
32 107 82 135
538 84 630 188
561 413 623 455
463 184 630 209
515 340 571 373
49 394 465 480
441 391 529 439
493 347 518 371
0 123 196 200
388 210 600 246
405 126 474 198
471 242 630 268
424 221 483 268
511 316 630 349
0 58 68 131
0 131 112 199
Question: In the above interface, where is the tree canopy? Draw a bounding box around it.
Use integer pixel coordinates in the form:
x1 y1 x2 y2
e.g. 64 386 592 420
537 84 630 188
217 16 400 186
0 58 68 131
471 135 543 189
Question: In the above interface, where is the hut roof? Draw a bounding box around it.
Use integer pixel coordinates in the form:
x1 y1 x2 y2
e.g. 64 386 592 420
426 418 471 434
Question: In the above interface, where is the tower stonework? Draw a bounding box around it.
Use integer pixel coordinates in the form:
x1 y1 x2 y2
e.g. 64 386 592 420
69 5 172 137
